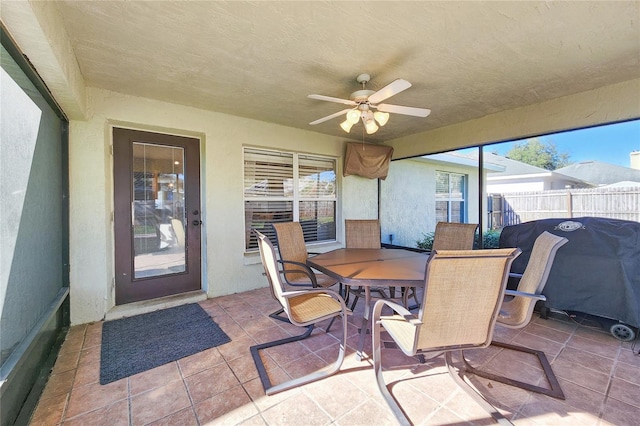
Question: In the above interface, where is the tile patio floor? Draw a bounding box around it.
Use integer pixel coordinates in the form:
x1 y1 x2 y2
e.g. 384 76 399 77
29 287 640 425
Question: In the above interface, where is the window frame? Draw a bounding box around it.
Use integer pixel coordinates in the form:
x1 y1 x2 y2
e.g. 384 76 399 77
435 170 468 223
243 147 338 252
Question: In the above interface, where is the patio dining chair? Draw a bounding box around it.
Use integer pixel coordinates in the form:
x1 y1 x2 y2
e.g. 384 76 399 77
405 221 479 309
344 219 387 307
271 222 340 320
251 230 349 395
372 248 521 426
272 222 339 289
345 219 381 249
462 231 569 399
432 221 479 251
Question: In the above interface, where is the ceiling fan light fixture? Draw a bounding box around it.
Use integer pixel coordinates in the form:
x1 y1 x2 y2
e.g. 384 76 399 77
374 111 389 126
346 109 361 124
308 74 431 135
364 119 379 134
340 120 354 133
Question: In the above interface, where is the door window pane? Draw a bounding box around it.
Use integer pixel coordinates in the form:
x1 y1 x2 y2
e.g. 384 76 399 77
132 143 186 278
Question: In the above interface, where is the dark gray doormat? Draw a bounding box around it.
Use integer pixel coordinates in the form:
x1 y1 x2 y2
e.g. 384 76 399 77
100 303 230 384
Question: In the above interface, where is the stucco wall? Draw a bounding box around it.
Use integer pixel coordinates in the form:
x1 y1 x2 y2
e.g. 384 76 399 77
380 159 433 247
69 88 375 324
44 80 640 325
380 158 482 248
341 175 379 220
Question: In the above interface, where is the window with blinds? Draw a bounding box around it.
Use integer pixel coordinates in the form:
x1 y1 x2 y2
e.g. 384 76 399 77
435 171 466 223
243 148 337 251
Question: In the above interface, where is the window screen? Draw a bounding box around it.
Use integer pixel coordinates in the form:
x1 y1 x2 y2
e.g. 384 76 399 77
243 148 337 250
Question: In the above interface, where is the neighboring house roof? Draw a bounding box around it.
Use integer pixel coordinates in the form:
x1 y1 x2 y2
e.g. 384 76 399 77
419 152 503 171
458 152 593 191
600 181 640 188
478 152 551 176
555 161 640 186
462 151 557 178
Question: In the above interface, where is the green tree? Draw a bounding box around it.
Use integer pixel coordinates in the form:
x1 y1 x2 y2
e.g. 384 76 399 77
506 138 571 170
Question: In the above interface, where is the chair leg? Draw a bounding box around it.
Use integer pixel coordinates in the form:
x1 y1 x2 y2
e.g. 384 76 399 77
446 351 514 426
250 312 347 395
373 328 513 426
349 287 361 311
461 341 565 399
350 286 391 311
325 316 336 333
410 286 420 307
269 308 290 323
373 312 411 426
402 286 420 311
343 284 351 305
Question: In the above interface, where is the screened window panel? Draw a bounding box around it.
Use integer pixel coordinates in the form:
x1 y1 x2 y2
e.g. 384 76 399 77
299 201 336 242
244 149 294 198
435 172 449 197
435 171 467 223
436 201 448 223
243 148 337 251
298 154 336 198
451 201 464 223
1 44 66 367
450 174 465 199
244 200 293 250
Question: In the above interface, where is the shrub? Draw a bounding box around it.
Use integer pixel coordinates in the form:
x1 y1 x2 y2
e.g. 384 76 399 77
416 232 435 250
482 229 502 248
416 229 502 250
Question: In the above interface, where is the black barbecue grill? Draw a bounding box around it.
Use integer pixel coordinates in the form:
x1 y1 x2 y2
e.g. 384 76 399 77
499 217 640 341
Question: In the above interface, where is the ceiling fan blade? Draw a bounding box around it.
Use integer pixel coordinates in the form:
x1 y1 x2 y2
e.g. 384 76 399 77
308 94 357 106
309 108 352 125
367 79 412 104
376 103 431 117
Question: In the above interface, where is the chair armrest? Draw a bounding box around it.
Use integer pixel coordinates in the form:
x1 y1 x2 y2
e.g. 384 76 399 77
504 289 546 302
277 259 319 287
372 299 422 325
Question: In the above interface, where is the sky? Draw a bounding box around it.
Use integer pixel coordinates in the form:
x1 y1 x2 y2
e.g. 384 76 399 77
489 119 640 168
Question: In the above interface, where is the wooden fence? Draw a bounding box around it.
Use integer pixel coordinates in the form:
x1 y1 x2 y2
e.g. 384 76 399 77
488 186 640 229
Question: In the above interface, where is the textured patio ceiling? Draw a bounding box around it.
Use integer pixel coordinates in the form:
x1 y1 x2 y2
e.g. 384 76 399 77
5 1 640 142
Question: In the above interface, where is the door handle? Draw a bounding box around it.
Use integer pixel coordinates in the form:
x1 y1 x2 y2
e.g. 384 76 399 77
192 220 202 226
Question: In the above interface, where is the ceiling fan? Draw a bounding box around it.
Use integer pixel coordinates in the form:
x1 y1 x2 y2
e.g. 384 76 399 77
308 73 431 134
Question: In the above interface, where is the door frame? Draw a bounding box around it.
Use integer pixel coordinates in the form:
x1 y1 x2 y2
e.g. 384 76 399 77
112 127 203 305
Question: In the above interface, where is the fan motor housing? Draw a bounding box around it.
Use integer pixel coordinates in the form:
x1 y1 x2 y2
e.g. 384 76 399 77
350 89 375 103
